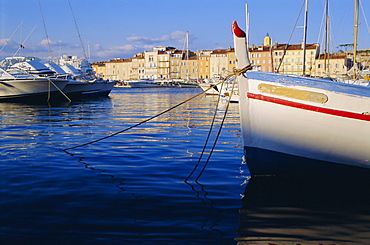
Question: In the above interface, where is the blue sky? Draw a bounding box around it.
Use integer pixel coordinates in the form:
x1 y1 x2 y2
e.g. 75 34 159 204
0 0 369 62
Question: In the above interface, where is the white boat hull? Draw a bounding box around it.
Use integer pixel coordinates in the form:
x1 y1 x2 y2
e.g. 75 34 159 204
0 78 68 101
199 83 219 95
127 80 161 88
218 83 239 102
239 72 370 175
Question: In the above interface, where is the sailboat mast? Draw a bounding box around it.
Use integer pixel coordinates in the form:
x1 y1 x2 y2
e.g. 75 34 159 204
68 0 88 60
186 31 189 80
245 4 249 48
38 0 53 59
302 0 308 76
324 0 329 75
353 0 359 79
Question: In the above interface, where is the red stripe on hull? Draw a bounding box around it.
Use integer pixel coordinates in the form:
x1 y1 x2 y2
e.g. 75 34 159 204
247 92 370 122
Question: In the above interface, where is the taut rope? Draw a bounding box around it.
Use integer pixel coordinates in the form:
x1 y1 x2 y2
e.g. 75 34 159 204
47 78 71 102
185 64 252 182
62 65 252 152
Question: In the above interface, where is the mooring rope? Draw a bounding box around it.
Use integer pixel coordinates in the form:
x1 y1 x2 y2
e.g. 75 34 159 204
63 64 252 164
194 78 237 182
185 66 246 182
47 78 71 102
62 80 222 151
184 78 226 182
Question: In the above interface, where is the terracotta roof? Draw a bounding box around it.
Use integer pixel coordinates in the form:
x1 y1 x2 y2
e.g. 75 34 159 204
188 55 198 60
211 49 228 54
317 53 347 60
173 50 187 54
249 46 271 52
132 56 144 60
106 58 132 63
92 62 106 66
272 43 318 51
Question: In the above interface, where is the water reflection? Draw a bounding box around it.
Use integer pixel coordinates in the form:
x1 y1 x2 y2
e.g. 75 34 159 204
237 175 370 244
0 88 245 244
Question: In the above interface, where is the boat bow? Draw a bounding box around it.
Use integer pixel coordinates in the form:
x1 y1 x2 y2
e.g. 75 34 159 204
232 20 370 176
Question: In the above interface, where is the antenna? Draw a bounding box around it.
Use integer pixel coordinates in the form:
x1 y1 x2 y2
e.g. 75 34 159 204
68 0 88 60
13 25 37 57
0 21 23 54
38 0 54 59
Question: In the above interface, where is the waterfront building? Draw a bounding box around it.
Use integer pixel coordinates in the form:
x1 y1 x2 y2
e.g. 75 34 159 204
197 50 212 80
104 58 132 81
312 53 349 78
121 58 133 81
210 48 229 78
157 47 178 80
180 53 198 80
248 34 319 75
93 42 368 82
345 49 370 71
144 49 158 80
312 49 369 78
157 51 170 79
131 53 145 80
227 48 236 75
272 43 319 76
271 43 285 73
91 62 106 79
249 45 273 72
248 34 273 72
169 50 185 79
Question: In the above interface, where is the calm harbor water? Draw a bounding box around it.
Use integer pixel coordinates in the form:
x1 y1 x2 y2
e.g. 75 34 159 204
0 87 247 244
1 87 370 245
